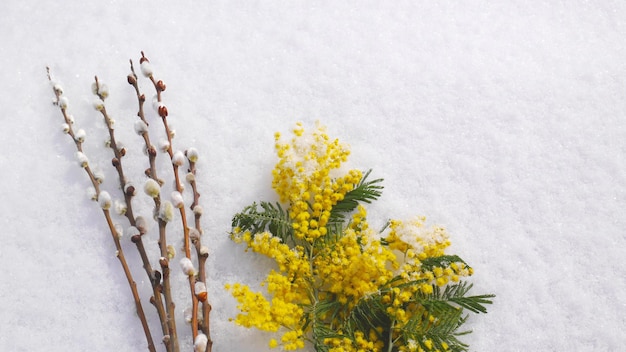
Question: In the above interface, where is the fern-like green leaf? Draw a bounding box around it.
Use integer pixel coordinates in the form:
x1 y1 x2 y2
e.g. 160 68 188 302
330 169 383 221
348 295 391 335
394 282 495 351
401 303 469 352
420 282 495 315
309 299 347 351
231 201 294 242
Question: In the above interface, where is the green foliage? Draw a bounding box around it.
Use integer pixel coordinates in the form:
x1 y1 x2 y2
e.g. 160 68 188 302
326 169 384 237
420 281 496 315
232 170 383 245
401 303 469 352
330 169 384 220
230 182 495 351
329 280 494 352
231 201 294 242
410 282 495 351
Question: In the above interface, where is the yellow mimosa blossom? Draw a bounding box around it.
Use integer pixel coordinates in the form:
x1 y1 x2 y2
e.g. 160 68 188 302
228 123 493 352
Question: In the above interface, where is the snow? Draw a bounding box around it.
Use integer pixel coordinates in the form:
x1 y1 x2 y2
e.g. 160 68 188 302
1 1 625 351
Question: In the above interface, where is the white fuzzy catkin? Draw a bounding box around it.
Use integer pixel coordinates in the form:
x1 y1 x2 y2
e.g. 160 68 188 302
87 187 97 201
159 201 174 222
189 227 200 241
61 123 70 134
140 61 153 77
91 82 98 95
185 172 195 183
115 200 127 215
127 226 140 237
195 281 207 294
199 245 209 257
180 257 196 276
186 147 199 163
172 151 185 166
134 120 149 135
124 182 136 196
167 245 176 259
194 281 207 301
93 168 105 184
135 216 148 234
159 139 170 153
93 98 105 111
74 129 86 143
114 223 123 239
58 96 69 109
194 334 208 352
53 83 63 95
183 307 193 323
98 191 112 210
171 191 184 208
98 84 109 99
76 151 89 168
144 178 161 198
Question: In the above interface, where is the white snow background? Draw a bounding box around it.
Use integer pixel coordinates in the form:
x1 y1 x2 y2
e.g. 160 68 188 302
1 1 625 351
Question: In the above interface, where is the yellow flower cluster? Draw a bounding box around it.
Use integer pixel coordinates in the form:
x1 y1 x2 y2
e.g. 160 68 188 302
324 329 385 352
384 218 473 293
272 122 362 242
227 123 486 352
227 231 310 349
397 338 450 352
313 221 396 306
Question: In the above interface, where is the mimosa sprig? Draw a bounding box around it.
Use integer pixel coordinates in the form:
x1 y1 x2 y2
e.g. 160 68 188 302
228 122 494 352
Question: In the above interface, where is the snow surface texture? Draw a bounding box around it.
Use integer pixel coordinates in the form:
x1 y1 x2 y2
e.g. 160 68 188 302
1 1 625 351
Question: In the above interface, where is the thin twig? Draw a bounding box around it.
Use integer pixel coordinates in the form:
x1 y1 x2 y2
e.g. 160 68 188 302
187 154 213 352
47 67 157 352
93 76 171 351
140 52 201 345
127 63 160 183
134 53 182 352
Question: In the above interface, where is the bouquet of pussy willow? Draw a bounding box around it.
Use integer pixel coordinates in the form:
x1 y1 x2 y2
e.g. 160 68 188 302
227 123 494 352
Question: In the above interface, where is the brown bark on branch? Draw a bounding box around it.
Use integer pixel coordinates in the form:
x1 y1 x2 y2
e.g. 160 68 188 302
47 52 213 351
47 67 156 352
93 76 171 351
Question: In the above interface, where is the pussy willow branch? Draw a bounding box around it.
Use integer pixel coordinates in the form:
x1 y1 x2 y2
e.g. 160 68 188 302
92 76 171 351
47 67 157 352
141 52 190 258
139 52 202 345
186 154 213 352
132 53 183 351
127 62 160 184
129 56 180 350
129 61 180 352
126 62 173 348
